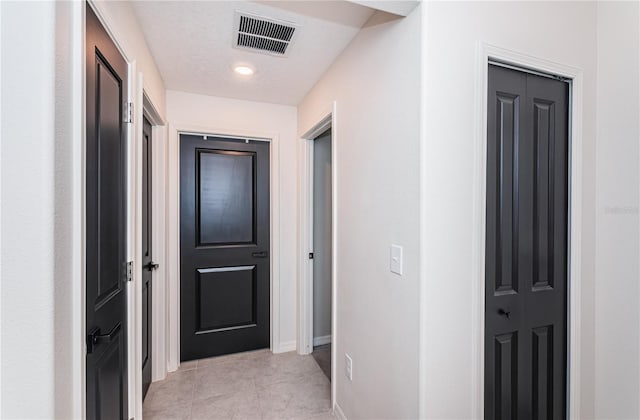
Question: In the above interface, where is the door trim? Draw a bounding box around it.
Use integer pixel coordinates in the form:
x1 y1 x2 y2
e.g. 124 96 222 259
167 124 282 372
141 91 168 388
298 101 338 408
67 2 86 418
131 69 169 420
471 42 583 419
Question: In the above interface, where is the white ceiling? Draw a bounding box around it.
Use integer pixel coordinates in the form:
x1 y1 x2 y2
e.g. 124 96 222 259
131 1 376 106
349 0 418 16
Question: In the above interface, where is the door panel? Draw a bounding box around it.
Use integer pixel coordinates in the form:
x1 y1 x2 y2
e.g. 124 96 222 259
532 325 554 419
495 331 518 419
93 338 126 420
96 62 123 302
196 265 257 332
180 135 270 361
86 5 128 419
142 117 153 399
492 89 522 295
485 64 568 419
197 151 255 245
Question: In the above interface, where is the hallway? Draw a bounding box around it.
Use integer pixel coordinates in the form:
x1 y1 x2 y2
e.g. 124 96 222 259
3 1 640 419
143 350 333 420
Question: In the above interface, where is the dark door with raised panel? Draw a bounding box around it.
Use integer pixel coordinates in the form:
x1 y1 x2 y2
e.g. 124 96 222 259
180 134 270 361
86 5 128 419
142 116 156 399
485 64 569 419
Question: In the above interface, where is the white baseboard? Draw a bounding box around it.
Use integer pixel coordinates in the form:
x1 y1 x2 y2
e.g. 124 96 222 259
313 335 332 347
274 340 297 353
333 402 347 420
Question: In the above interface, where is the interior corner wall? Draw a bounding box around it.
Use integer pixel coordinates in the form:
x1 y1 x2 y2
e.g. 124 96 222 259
423 2 598 418
166 90 299 352
53 1 85 418
594 2 640 418
90 0 167 119
297 8 422 419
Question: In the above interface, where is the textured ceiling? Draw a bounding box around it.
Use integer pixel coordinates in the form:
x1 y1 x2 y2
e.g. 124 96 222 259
131 1 375 105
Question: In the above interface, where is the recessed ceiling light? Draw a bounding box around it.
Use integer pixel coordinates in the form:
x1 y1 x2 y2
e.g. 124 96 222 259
233 65 254 76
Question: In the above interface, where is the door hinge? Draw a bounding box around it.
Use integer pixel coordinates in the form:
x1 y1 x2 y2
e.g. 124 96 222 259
309 252 314 259
125 261 133 282
124 101 133 124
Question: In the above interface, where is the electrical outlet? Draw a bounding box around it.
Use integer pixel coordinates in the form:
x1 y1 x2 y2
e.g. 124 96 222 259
345 354 353 381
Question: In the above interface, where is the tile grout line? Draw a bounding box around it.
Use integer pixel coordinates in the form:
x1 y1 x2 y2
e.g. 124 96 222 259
186 367 198 420
253 377 265 420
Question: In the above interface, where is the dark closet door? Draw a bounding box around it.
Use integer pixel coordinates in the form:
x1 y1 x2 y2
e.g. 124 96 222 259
180 134 270 361
485 64 569 419
142 117 155 399
86 5 128 419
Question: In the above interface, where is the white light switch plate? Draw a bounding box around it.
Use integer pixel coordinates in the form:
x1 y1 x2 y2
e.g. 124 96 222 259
345 354 353 381
391 244 403 275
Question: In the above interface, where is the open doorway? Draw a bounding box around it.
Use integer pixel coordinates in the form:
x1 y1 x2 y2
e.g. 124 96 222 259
311 128 333 380
299 105 337 406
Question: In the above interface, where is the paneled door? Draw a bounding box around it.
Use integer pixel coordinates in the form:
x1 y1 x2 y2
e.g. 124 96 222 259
180 134 270 361
142 116 157 399
485 64 569 419
85 4 128 419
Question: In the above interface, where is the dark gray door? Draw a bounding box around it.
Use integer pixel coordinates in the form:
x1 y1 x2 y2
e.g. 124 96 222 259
485 64 569 419
86 5 128 419
142 117 156 399
180 134 270 361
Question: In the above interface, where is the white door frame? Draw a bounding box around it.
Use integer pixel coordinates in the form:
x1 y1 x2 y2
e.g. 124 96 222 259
166 124 282 372
67 1 86 417
298 102 338 407
471 43 583 418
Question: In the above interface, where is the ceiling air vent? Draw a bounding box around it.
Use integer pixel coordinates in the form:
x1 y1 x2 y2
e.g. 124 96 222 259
233 11 299 57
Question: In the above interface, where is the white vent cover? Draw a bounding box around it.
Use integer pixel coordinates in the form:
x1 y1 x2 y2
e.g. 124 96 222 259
233 11 299 57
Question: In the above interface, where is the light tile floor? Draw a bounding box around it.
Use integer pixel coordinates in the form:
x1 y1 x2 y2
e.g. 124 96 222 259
143 349 334 420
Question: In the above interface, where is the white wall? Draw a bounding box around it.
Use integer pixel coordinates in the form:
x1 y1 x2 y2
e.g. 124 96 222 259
1 3 56 416
91 0 167 119
53 2 85 418
166 90 299 352
423 2 599 418
1 1 83 418
594 2 640 418
298 9 422 419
